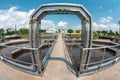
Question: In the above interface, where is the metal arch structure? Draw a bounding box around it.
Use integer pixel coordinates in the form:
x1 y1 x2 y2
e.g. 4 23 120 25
29 3 92 74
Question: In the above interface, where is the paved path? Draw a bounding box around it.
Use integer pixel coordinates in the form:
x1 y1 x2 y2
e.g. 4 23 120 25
80 62 120 80
0 34 120 80
0 34 77 80
43 34 77 80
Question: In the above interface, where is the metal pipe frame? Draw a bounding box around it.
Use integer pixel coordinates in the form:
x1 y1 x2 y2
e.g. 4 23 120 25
30 3 92 74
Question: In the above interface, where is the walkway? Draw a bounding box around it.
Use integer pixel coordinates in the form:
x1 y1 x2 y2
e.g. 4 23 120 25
43 34 77 80
0 34 120 80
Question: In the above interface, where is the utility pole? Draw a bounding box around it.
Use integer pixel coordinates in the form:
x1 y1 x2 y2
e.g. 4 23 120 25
15 24 17 35
0 26 2 37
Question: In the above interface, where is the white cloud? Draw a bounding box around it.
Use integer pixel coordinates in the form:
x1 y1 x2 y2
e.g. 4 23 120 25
107 16 113 20
93 16 118 32
0 7 117 33
41 20 68 30
8 6 17 13
93 22 119 32
0 6 35 30
57 21 67 28
99 16 113 23
41 20 55 30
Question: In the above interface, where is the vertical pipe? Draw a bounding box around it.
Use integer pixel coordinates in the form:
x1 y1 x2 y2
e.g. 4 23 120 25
99 48 106 71
85 18 92 69
29 19 37 69
81 19 91 69
32 19 42 74
78 48 85 76
81 20 89 48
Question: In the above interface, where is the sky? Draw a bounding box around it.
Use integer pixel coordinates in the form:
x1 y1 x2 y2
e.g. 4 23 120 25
0 0 120 31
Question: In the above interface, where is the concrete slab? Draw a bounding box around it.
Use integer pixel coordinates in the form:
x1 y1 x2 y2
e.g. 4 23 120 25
79 62 120 80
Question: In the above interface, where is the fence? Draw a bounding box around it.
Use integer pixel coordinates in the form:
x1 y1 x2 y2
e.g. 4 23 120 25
63 37 120 77
79 44 120 75
0 41 56 75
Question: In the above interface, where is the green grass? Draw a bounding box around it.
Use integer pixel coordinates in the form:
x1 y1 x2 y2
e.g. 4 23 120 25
66 33 81 37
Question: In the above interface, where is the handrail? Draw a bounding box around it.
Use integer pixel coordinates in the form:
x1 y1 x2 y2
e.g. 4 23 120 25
63 39 120 75
81 44 120 68
83 44 120 50
0 42 56 66
0 44 36 50
0 42 55 51
82 56 116 66
2 55 35 65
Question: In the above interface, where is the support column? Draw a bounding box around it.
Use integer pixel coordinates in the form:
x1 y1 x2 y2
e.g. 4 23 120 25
29 19 37 69
32 19 42 73
81 20 89 48
79 19 90 73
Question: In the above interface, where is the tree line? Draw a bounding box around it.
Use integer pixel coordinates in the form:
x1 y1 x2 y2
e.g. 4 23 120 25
67 29 120 38
93 30 120 38
0 28 47 37
67 29 81 34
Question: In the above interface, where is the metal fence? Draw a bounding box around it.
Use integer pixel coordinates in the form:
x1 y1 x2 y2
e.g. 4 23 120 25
63 37 120 77
79 44 120 75
0 41 56 75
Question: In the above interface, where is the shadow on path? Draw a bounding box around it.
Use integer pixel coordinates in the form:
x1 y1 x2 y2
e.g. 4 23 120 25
49 57 75 73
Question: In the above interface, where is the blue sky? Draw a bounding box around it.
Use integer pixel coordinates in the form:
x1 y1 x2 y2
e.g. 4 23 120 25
0 0 120 31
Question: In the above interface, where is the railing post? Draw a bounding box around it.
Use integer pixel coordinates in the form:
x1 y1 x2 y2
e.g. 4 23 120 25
99 48 106 71
85 49 91 69
78 48 85 76
29 19 37 69
32 19 43 74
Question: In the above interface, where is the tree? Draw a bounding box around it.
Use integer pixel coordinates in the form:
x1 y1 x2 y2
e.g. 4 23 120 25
93 31 99 38
0 28 4 37
6 28 12 35
19 28 29 34
58 29 61 33
76 30 80 33
108 30 114 37
96 31 101 36
115 31 119 38
40 29 46 33
101 30 108 37
67 29 73 34
6 28 19 35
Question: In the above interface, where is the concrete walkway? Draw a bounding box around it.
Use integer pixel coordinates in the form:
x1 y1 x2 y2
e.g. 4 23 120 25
43 34 77 80
0 34 120 80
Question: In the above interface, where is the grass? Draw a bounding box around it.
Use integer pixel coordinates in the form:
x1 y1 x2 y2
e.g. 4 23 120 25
66 33 81 38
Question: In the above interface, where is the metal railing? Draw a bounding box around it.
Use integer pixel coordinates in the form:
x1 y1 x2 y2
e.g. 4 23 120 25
0 40 56 75
63 39 79 76
63 37 120 76
0 44 38 74
79 44 120 75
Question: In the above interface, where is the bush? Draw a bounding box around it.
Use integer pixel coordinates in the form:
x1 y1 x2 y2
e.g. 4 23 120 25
40 29 46 33
67 29 73 34
76 30 80 33
66 33 81 37
19 28 29 34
